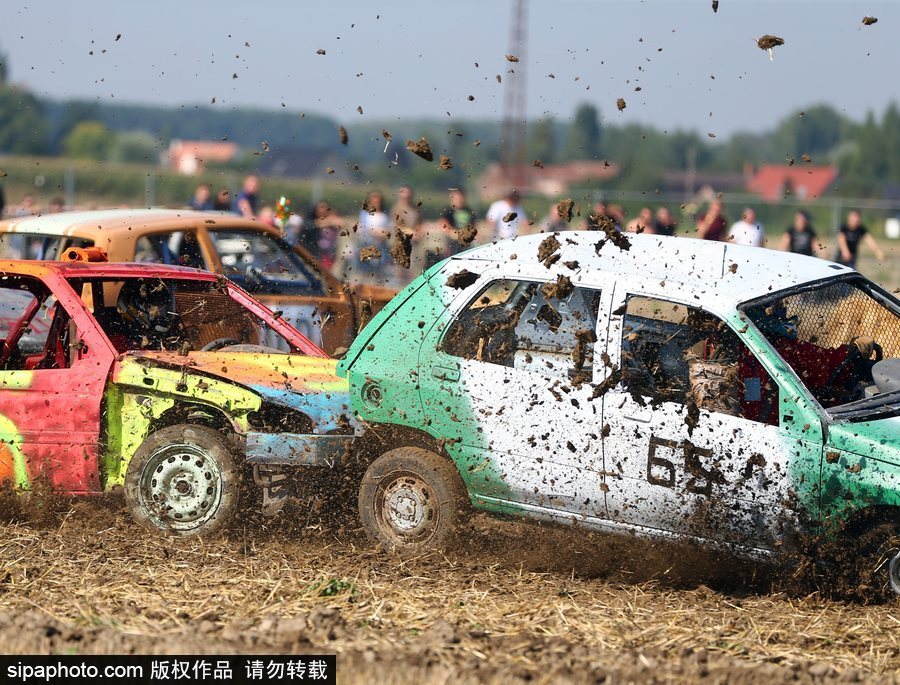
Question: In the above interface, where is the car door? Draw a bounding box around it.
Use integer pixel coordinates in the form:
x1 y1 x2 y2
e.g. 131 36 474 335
418 266 609 519
601 289 811 551
0 274 115 494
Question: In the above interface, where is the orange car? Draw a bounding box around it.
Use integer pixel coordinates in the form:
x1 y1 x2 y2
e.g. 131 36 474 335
0 209 394 354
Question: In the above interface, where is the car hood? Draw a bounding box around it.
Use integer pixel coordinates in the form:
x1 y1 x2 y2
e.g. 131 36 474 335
123 350 352 433
829 415 900 465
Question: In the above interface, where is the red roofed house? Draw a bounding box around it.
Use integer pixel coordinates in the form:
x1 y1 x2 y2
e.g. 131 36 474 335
747 164 839 202
167 139 240 175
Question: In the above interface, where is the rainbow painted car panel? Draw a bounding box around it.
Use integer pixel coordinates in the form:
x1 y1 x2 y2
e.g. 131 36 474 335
0 260 352 501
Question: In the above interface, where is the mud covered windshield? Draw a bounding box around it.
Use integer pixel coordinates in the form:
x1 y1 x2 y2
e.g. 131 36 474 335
743 276 900 417
69 277 297 354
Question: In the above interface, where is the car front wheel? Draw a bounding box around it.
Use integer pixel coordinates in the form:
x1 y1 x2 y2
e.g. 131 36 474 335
852 521 900 602
359 447 469 552
125 424 240 536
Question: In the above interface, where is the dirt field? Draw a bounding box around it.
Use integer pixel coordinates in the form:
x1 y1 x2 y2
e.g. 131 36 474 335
0 499 898 684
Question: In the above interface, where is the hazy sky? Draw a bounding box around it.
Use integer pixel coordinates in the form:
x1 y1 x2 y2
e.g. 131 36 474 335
2 1 898 137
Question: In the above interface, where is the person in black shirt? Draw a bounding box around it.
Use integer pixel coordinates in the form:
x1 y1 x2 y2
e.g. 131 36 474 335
836 210 885 268
779 210 822 257
653 206 677 237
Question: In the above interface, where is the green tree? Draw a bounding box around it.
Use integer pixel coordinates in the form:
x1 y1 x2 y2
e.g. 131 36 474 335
526 117 557 164
0 85 50 154
51 99 102 152
110 129 161 163
62 121 116 160
564 103 601 160
772 104 846 159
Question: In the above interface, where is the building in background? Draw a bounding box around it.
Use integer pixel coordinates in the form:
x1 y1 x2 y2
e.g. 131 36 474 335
166 140 240 175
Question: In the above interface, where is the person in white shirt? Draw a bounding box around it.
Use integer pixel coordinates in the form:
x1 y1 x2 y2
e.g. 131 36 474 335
486 190 526 241
728 207 766 247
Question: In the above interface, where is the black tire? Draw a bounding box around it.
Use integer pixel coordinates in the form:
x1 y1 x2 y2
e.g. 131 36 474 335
358 447 470 552
851 521 900 602
125 424 240 537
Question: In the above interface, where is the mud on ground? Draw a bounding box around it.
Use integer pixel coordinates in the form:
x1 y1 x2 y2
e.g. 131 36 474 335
0 500 898 684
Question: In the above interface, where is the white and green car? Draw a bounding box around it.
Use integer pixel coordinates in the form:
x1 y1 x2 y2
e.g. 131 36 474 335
337 232 900 597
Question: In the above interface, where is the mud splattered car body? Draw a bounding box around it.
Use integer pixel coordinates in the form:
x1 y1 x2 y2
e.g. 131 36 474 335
339 232 900 594
0 259 353 534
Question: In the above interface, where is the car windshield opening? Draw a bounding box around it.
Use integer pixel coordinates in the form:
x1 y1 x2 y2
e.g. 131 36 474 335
208 229 324 296
743 276 900 413
70 277 296 354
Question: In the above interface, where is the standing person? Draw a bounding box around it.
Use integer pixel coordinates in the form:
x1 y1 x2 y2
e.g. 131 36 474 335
487 189 526 240
189 183 213 211
302 201 343 270
233 175 260 218
695 199 728 241
625 207 654 233
586 201 620 232
654 206 677 236
835 209 886 268
0 183 5 218
14 195 35 217
539 202 570 233
348 191 392 284
779 210 822 257
213 188 231 211
435 188 477 259
728 207 766 247
390 185 421 234
390 185 421 283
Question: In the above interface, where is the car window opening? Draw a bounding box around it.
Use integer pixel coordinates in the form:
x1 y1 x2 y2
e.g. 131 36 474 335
622 295 780 427
442 278 602 383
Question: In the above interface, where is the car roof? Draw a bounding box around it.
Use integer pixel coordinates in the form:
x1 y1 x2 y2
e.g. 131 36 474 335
457 232 854 310
0 260 220 280
0 208 279 238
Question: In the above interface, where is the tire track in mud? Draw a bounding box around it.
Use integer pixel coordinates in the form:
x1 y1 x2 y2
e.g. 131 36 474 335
0 501 897 684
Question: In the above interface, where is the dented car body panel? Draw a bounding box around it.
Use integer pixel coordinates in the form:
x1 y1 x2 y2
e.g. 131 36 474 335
339 232 900 557
0 260 352 497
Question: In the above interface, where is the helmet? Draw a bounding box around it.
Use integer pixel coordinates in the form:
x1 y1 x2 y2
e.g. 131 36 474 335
116 279 179 336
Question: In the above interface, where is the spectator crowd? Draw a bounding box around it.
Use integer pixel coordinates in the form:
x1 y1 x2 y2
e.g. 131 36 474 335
0 174 889 288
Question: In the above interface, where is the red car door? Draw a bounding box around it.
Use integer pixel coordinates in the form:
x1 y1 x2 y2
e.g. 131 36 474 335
0 272 115 494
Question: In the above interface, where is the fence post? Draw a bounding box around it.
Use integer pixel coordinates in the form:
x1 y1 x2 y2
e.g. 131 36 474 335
63 167 75 208
830 197 841 237
145 173 156 207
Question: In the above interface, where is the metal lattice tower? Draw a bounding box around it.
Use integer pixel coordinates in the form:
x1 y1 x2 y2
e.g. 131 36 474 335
501 0 528 189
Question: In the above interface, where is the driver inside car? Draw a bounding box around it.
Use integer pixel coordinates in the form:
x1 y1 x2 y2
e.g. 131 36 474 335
114 279 184 351
755 303 881 407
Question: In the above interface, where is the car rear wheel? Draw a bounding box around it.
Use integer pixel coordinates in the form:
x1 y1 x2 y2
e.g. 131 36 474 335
125 424 240 536
359 447 469 552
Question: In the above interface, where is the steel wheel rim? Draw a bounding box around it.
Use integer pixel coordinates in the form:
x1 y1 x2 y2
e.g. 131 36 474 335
139 443 223 532
889 550 900 596
375 471 438 544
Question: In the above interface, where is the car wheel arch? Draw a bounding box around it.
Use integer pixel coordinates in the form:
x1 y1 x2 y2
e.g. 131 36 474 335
354 423 455 468
148 401 238 440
